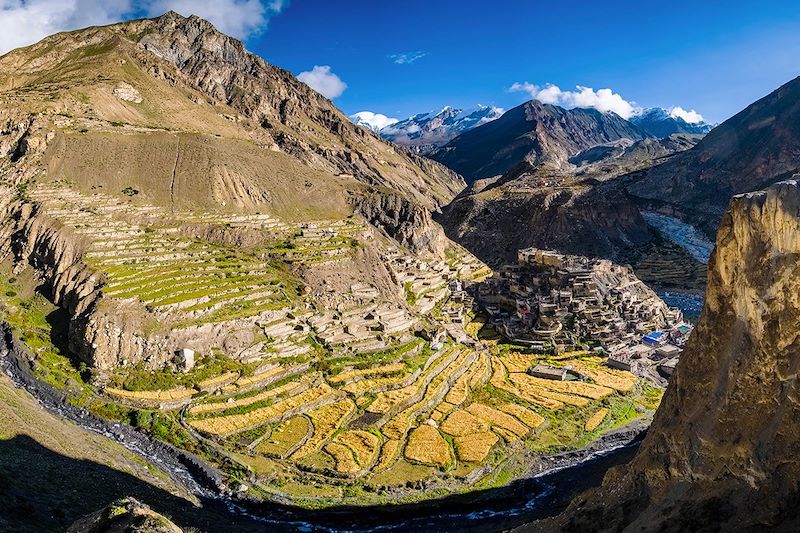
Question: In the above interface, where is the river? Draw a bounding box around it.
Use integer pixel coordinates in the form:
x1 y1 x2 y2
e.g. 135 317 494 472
641 210 711 320
640 211 714 264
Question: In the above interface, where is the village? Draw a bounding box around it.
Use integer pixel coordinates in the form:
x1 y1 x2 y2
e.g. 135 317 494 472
474 248 692 386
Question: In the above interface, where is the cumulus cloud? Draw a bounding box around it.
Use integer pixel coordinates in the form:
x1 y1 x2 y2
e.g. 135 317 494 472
509 82 639 119
297 65 347 99
668 106 705 124
0 0 285 55
350 111 398 132
388 51 426 65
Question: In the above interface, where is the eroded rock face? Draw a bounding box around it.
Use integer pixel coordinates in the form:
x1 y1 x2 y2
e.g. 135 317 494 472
352 191 448 255
532 180 800 531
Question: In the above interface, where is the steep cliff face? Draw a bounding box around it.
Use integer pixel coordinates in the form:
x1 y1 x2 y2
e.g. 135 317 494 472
535 180 800 531
439 179 652 266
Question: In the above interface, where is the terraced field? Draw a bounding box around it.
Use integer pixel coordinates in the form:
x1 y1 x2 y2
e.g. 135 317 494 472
16 183 658 505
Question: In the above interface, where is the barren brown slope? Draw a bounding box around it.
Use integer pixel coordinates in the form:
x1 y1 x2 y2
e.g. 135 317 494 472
0 11 463 244
526 180 800 532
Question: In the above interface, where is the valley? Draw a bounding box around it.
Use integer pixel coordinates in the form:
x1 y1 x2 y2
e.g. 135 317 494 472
1 5 798 532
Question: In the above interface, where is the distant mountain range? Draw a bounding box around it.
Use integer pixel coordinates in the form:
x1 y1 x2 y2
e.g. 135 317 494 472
421 102 715 183
350 105 503 154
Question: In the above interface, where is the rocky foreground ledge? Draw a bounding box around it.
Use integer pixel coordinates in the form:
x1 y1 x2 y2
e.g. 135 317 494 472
527 179 800 531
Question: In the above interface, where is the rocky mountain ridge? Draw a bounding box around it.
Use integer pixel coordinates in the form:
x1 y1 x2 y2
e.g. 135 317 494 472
626 76 800 236
429 99 649 182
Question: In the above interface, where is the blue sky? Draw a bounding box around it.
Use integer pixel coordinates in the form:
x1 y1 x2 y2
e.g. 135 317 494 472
3 0 800 123
250 0 800 123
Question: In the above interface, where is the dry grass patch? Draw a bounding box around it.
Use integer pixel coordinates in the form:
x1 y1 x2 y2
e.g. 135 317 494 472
342 373 413 395
404 424 451 466
512 373 614 400
440 410 488 437
105 386 194 403
585 407 609 432
255 415 310 457
329 363 405 384
500 403 545 429
290 399 355 460
508 373 591 407
334 430 380 467
234 365 285 389
189 374 314 416
500 353 537 373
324 442 359 475
454 431 499 462
189 384 336 436
367 384 417 414
466 403 530 438
490 359 564 410
196 372 239 391
571 361 636 392
373 439 402 473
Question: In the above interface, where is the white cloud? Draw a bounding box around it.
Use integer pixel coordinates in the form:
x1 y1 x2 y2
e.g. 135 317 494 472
0 0 134 55
388 51 426 65
668 106 705 124
297 65 347 99
350 111 398 132
0 0 285 55
509 82 639 119
145 0 285 39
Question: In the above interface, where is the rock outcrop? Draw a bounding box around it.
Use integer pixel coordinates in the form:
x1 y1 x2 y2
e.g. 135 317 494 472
68 497 183 533
530 180 800 531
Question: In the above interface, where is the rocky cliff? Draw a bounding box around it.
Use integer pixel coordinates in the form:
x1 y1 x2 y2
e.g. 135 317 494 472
530 180 800 531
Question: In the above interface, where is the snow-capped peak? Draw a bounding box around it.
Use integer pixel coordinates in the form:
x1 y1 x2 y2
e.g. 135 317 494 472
349 111 399 132
349 104 505 153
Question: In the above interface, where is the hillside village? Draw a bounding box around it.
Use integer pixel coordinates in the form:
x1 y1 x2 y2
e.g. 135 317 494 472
475 248 691 385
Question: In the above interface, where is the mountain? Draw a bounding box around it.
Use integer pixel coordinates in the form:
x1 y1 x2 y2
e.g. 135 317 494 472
0 11 475 375
630 107 714 137
532 180 800 531
429 99 649 182
626 76 800 235
437 134 705 291
353 105 503 155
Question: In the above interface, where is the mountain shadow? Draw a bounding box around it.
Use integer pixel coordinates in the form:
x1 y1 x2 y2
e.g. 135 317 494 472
0 435 263 533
